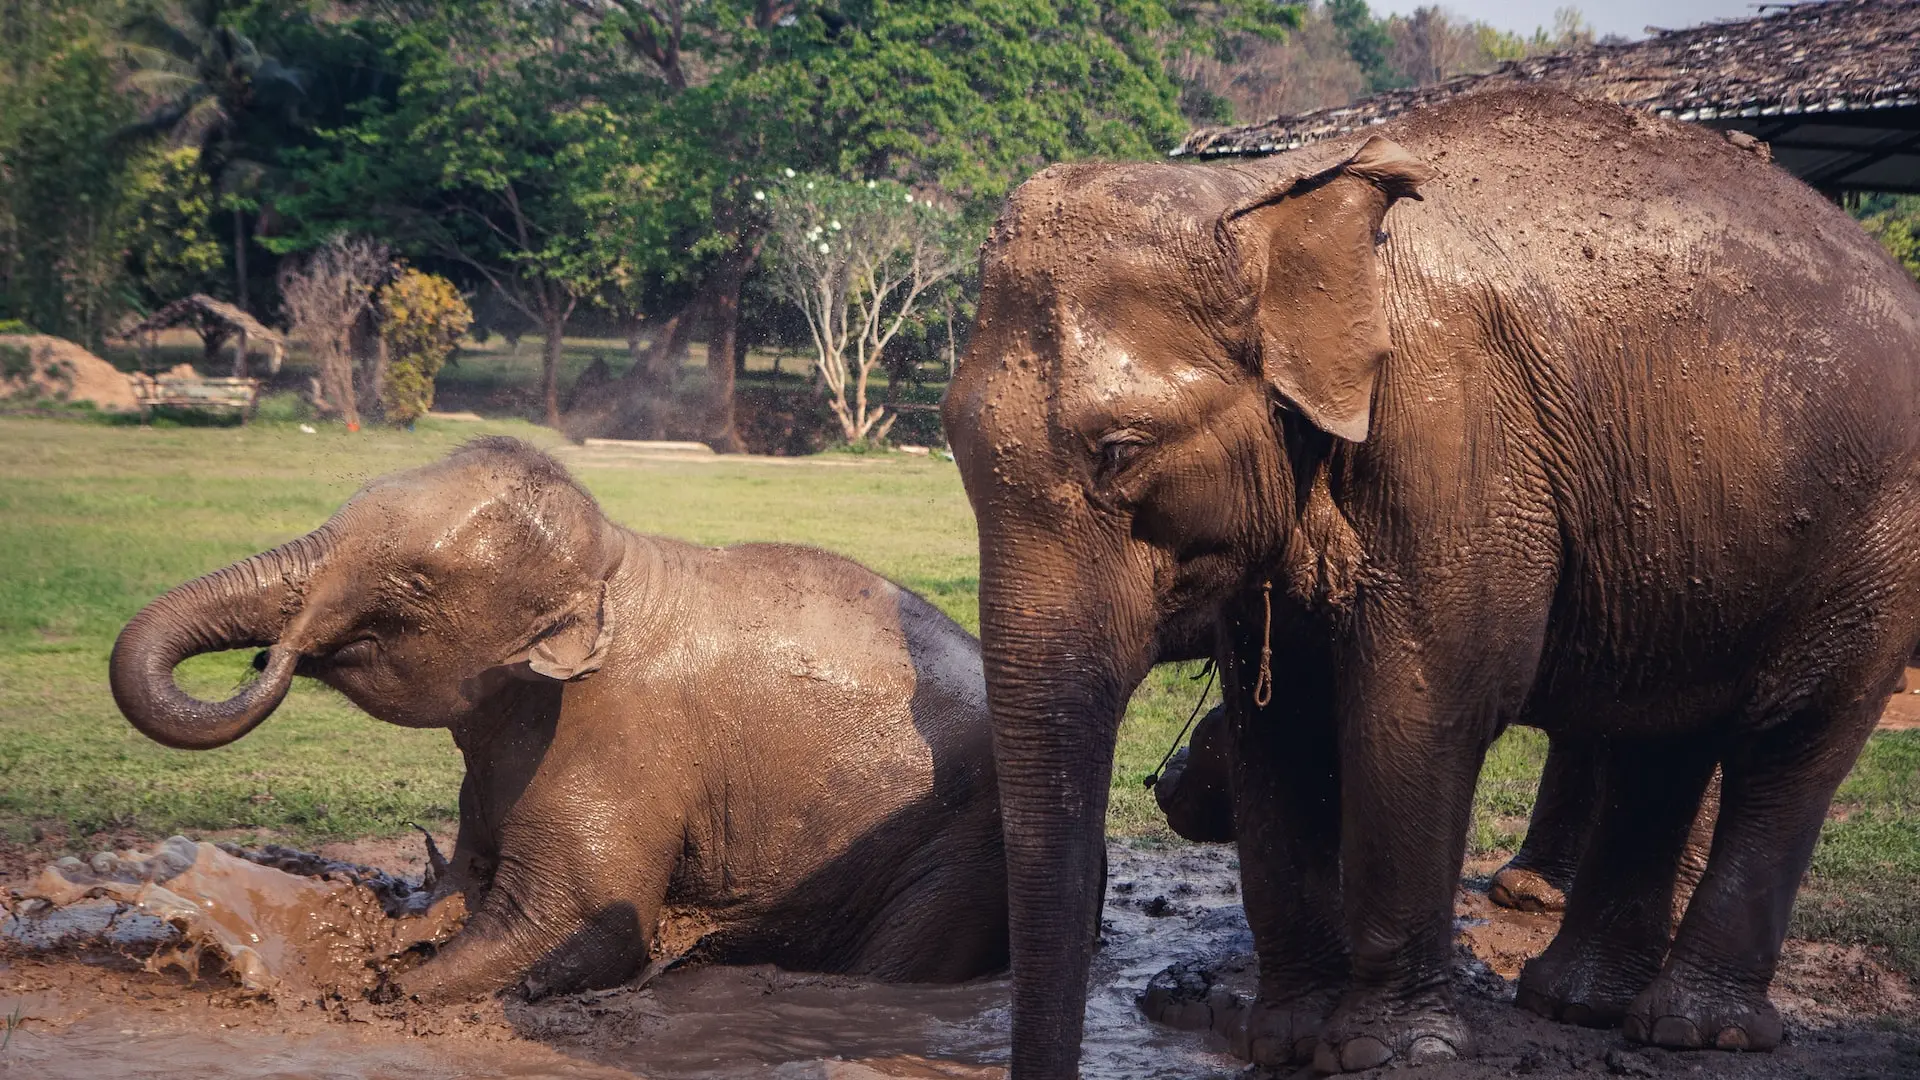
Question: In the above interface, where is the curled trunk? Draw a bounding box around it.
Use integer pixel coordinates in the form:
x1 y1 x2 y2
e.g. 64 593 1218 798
109 529 330 750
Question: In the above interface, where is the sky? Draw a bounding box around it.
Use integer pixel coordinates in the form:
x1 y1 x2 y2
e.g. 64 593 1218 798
1367 0 1775 41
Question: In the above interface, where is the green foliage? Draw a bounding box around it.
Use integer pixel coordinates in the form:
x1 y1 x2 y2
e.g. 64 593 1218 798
1326 0 1400 91
377 268 473 425
121 145 225 306
0 342 31 380
0 2 141 346
1856 194 1920 281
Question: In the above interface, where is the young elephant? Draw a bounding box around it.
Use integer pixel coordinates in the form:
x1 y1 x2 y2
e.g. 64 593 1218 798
109 437 1007 998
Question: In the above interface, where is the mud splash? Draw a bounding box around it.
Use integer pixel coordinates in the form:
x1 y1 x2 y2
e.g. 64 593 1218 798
3 836 463 998
3 839 1917 1079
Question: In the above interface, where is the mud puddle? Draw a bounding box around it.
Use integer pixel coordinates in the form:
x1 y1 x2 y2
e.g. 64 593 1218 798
4 839 1917 1079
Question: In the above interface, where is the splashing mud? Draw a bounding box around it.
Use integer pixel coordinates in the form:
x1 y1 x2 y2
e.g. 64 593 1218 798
3 839 1916 1079
4 836 462 998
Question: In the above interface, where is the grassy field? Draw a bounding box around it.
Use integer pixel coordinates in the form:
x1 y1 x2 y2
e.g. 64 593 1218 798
1 413 1915 972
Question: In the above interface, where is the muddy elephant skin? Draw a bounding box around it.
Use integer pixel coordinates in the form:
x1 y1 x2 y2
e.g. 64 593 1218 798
943 88 1920 1076
110 437 1007 999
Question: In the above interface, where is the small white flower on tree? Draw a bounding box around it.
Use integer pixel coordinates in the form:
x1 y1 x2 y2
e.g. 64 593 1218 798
763 175 965 444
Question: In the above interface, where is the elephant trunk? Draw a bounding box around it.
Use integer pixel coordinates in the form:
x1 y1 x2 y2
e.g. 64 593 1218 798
978 543 1153 1079
109 527 333 750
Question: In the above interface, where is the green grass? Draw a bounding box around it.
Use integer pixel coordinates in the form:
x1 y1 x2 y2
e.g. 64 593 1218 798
1 412 1915 976
0 413 1164 846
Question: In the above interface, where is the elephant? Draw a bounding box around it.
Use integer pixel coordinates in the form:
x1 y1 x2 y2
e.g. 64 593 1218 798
1154 714 1716 910
109 436 1008 999
1150 704 1234 844
1490 741 1719 918
943 86 1920 1077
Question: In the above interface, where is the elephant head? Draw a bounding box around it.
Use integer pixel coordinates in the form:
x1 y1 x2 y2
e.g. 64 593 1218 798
111 437 623 749
942 138 1430 1075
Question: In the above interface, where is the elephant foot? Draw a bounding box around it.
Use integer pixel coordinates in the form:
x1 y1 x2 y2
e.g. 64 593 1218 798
1235 994 1336 1067
1137 960 1245 1038
1310 987 1472 1074
1514 956 1639 1029
1624 974 1782 1052
1487 864 1567 913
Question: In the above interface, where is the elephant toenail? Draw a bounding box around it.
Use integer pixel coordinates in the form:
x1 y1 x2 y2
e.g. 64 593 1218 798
1514 987 1553 1018
1562 1003 1592 1027
1714 1026 1750 1051
1339 1035 1395 1072
1407 1035 1458 1064
1622 1013 1649 1043
1651 1015 1703 1048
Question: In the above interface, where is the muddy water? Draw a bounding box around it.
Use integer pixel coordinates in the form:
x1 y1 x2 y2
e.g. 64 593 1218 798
0 840 1240 1079
499 842 1243 1079
6 839 1918 1080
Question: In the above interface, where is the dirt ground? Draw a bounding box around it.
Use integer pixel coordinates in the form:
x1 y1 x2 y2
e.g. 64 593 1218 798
2 840 1917 1079
1877 668 1920 731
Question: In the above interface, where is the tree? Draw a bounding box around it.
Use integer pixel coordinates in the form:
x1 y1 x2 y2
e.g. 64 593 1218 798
1327 0 1400 91
378 268 472 425
279 235 389 429
122 145 225 310
563 0 1244 448
763 174 966 443
115 0 303 312
272 2 651 428
1856 194 1920 281
0 10 140 347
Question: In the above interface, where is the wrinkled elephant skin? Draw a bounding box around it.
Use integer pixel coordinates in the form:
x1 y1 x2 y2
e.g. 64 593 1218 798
943 88 1920 1076
111 437 1007 999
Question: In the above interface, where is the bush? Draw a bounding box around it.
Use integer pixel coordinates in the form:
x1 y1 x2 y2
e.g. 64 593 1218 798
377 270 473 425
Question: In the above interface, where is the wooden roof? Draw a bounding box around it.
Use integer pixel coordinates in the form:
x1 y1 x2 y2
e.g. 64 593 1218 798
1176 0 1920 193
120 294 285 346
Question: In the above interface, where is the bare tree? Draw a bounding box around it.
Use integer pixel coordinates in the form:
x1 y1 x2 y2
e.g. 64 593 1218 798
279 235 390 429
764 177 966 444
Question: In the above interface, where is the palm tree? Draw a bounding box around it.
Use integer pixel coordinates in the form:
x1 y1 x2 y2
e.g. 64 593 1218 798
114 0 301 312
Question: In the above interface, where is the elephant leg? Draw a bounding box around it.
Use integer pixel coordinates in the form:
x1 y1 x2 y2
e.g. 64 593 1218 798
1671 768 1720 926
1626 689 1884 1052
1222 637 1346 1067
1490 736 1604 913
1312 639 1501 1073
1515 734 1719 1027
397 755 683 1002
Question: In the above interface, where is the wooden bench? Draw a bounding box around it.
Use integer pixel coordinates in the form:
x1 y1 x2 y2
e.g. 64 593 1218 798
130 375 262 421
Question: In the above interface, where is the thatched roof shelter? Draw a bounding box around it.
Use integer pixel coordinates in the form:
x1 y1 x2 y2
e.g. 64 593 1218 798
1176 0 1920 194
120 294 287 376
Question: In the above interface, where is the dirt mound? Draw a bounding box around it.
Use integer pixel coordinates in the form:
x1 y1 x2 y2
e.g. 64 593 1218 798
0 334 138 412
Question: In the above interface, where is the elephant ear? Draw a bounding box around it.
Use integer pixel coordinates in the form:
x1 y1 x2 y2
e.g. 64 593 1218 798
1226 136 1433 442
515 582 614 682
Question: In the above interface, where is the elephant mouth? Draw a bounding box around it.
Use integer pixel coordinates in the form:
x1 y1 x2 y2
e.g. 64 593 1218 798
256 637 377 679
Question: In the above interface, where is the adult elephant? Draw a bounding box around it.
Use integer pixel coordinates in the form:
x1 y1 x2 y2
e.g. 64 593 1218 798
943 87 1920 1076
110 437 1007 999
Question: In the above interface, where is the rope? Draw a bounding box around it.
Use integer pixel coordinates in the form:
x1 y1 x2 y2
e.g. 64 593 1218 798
1142 661 1218 789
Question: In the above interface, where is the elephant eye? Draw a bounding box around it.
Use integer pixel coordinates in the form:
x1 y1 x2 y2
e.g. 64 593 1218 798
1096 431 1151 476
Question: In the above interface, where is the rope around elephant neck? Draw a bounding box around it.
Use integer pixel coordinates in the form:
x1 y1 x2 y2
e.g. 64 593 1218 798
1142 661 1217 790
1140 579 1274 790
1253 579 1274 708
